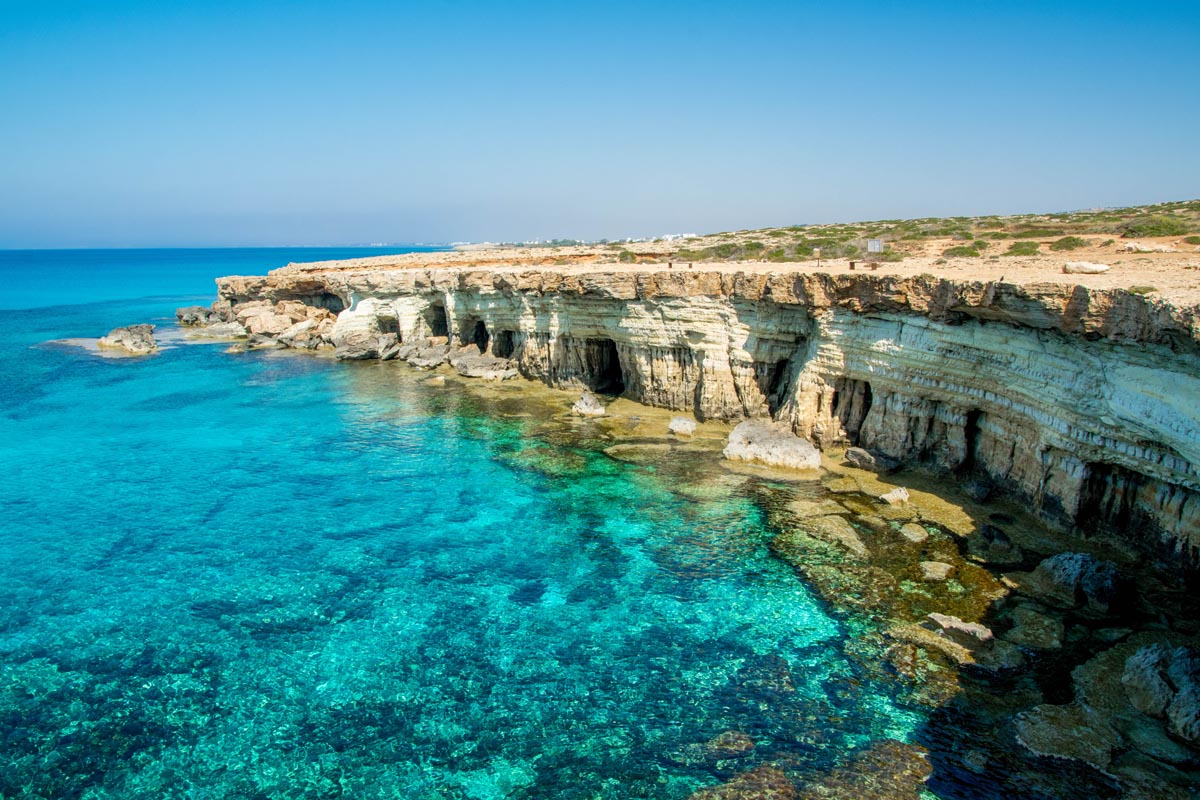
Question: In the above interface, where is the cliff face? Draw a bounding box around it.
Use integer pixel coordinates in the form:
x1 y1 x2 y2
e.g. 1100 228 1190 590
211 268 1200 564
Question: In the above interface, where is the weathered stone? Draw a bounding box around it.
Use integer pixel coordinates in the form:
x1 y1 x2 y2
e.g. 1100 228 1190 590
723 420 820 470
452 353 518 380
571 390 606 417
1063 261 1111 274
668 415 698 436
1003 605 1065 650
1018 552 1130 615
184 321 247 339
879 487 910 506
844 446 899 471
899 523 930 543
920 561 954 581
97 324 157 355
1123 645 1174 717
176 305 218 326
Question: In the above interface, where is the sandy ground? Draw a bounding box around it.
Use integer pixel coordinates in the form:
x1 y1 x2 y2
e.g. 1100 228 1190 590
273 238 1200 309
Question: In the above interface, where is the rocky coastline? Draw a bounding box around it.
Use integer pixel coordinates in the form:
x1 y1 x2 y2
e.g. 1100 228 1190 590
176 259 1200 796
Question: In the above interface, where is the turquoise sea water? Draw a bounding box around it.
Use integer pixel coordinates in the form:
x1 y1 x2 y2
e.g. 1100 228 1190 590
0 250 921 798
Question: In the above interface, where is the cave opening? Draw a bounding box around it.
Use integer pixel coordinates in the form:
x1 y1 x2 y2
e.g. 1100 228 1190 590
425 304 449 338
1078 462 1141 532
472 320 490 354
590 338 625 395
494 330 516 359
758 359 792 415
962 409 983 471
832 378 873 443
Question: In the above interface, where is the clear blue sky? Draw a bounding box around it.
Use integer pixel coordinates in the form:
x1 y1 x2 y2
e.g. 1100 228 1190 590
1 0 1197 247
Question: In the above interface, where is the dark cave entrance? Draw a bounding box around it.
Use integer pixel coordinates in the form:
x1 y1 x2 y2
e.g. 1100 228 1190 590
493 330 516 359
830 379 873 443
590 338 625 395
471 320 490 354
1078 462 1142 533
962 409 983 472
759 358 792 415
425 304 449 338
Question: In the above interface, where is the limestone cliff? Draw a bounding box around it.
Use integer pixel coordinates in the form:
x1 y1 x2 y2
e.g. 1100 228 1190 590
203 267 1200 565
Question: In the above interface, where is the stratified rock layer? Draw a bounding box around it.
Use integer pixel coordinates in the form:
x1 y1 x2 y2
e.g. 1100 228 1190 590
205 266 1200 565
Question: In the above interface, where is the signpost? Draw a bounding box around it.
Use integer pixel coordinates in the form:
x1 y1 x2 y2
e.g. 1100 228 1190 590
813 247 821 268
867 239 883 255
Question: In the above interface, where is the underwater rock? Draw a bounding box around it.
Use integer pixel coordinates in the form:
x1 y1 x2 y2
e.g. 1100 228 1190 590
97 324 157 355
804 514 869 558
704 730 755 759
920 561 954 581
879 487 910 506
571 390 606 417
1016 552 1130 615
796 739 931 800
687 766 797 800
668 415 698 436
899 523 930 544
723 421 820 470
1015 702 1123 769
427 375 446 386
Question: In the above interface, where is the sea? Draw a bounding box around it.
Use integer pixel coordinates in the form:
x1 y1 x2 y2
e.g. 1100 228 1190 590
0 249 923 798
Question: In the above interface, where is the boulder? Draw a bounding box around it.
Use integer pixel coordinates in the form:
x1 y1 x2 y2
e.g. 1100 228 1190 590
1122 645 1200 743
668 416 698 437
723 420 821 470
406 344 452 369
453 354 519 380
572 390 606 417
335 332 398 361
1020 552 1130 615
1003 604 1065 650
1062 261 1111 274
805 514 869 558
845 446 900 472
899 523 930 544
175 305 218 326
97 324 157 355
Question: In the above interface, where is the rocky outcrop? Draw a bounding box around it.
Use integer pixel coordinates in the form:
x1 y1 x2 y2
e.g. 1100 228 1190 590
196 266 1200 567
97 324 157 355
723 420 821 470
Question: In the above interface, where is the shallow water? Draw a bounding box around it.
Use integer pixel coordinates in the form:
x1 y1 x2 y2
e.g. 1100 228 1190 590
0 252 922 798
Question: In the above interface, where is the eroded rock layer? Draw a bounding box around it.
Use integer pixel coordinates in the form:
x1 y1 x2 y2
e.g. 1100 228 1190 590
207 267 1200 564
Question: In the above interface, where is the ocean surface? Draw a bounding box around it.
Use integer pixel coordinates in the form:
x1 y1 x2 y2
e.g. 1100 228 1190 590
0 249 922 798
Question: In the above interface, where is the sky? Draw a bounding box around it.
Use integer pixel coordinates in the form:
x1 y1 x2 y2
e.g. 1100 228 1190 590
1 0 1197 247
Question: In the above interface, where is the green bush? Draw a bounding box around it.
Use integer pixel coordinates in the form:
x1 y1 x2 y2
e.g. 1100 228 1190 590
766 248 790 262
943 245 982 257
1184 236 1200 245
1128 285 1158 295
1050 236 1088 251
713 243 738 259
618 250 637 263
743 241 765 253
1118 215 1190 238
1004 241 1041 256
